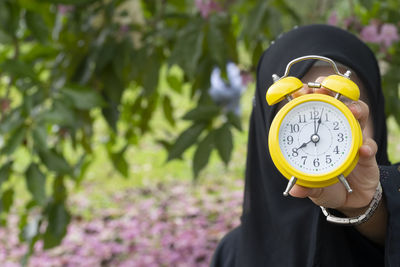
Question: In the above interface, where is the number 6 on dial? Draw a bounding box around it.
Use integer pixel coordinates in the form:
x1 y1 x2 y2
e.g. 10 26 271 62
266 55 362 196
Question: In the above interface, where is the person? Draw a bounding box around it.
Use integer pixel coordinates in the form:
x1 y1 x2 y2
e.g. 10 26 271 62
210 24 400 266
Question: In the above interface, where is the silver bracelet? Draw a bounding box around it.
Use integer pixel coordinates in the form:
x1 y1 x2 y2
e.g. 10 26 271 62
320 182 383 226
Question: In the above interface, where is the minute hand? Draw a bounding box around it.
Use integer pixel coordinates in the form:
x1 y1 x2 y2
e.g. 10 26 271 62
315 108 324 134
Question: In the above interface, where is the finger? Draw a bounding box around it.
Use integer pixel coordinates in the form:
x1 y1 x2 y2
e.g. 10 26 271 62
358 137 378 167
292 76 335 98
314 76 335 96
347 100 369 130
290 183 346 208
289 184 322 199
292 85 313 98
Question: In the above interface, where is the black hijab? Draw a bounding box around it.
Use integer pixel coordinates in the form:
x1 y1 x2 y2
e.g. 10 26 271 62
240 24 390 266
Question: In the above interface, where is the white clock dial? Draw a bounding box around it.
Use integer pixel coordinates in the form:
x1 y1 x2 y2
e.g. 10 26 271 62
278 101 352 175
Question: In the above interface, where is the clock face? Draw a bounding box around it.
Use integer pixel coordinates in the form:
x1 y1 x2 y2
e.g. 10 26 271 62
278 101 352 175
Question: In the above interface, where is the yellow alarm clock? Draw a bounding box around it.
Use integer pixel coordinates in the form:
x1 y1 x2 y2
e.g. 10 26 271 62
266 55 362 196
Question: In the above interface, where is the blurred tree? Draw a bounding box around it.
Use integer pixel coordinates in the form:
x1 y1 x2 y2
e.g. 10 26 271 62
324 0 400 123
0 0 399 261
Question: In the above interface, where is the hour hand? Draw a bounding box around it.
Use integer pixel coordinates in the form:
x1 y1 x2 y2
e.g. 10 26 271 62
296 140 311 150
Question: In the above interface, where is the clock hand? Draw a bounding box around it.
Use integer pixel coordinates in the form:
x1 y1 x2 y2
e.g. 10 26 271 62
314 108 324 147
296 139 312 150
316 108 324 134
313 108 317 134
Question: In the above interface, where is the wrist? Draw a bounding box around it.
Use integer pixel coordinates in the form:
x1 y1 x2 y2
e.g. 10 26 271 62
336 183 379 217
337 205 369 218
320 182 382 226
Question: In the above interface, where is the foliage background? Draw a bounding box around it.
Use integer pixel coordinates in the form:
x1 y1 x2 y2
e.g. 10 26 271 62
0 0 400 265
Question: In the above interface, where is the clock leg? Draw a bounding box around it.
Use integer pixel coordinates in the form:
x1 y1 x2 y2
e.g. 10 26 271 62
283 176 297 196
338 174 353 193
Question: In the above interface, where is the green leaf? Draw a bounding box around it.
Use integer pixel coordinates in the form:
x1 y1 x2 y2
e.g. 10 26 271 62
207 17 226 68
168 0 189 11
52 176 67 202
38 149 72 175
95 41 115 73
0 2 10 31
2 125 27 155
169 21 205 78
138 93 159 134
1 188 14 214
18 0 49 11
193 131 214 178
61 87 105 110
166 74 182 93
74 155 91 185
25 11 49 43
252 41 264 69
162 95 175 126
191 58 213 95
227 112 242 131
0 29 12 44
109 146 129 178
214 123 233 165
40 100 75 126
221 17 238 63
32 125 48 149
112 38 133 80
157 139 172 151
182 106 220 122
26 163 47 206
0 161 13 189
0 108 24 134
43 202 70 249
0 59 37 81
101 68 124 131
168 123 206 161
0 1 20 37
142 49 162 95
241 1 269 41
271 0 300 23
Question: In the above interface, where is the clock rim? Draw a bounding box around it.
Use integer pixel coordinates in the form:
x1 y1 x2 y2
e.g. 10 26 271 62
268 93 362 188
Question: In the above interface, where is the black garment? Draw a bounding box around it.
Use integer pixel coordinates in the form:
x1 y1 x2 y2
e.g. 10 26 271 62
211 24 400 267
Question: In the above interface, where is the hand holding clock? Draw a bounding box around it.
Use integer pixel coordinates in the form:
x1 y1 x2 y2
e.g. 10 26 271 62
288 77 386 244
